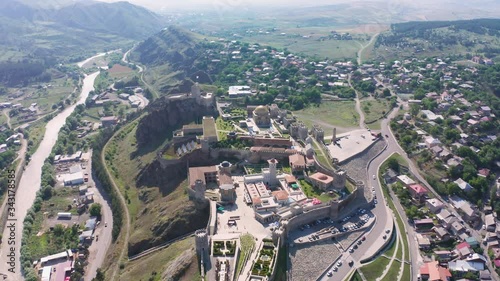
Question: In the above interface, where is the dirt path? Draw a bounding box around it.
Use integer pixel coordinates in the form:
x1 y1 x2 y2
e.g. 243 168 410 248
3 110 11 129
347 74 366 129
357 33 380 65
103 125 131 281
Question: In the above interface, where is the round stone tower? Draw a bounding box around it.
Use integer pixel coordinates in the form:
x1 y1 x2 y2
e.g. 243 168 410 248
195 229 209 259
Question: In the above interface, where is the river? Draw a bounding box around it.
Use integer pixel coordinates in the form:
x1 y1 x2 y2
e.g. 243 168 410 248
0 71 100 280
76 50 119 68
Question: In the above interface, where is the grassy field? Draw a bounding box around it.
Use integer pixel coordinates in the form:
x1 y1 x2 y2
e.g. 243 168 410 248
243 34 365 60
402 263 411 281
360 34 378 63
25 187 81 261
294 101 359 129
373 27 500 62
26 118 48 156
119 236 199 281
108 64 135 79
362 99 391 130
104 121 149 223
381 260 401 281
359 256 391 281
350 270 364 281
20 78 79 113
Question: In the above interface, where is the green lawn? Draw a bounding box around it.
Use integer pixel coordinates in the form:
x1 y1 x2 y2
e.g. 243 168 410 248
402 263 411 281
294 101 359 129
359 256 391 281
298 179 333 202
381 260 402 281
236 234 256 278
350 270 364 281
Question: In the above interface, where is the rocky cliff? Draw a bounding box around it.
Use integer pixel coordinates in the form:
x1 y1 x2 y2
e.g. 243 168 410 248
135 95 216 147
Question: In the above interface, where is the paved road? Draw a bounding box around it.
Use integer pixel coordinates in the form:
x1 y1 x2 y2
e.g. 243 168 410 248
0 72 99 280
83 151 114 281
320 96 427 281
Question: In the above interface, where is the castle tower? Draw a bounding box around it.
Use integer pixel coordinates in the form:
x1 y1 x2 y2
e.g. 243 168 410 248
333 170 347 189
195 229 209 267
267 158 278 185
193 179 206 200
195 229 209 256
191 83 201 101
332 128 337 144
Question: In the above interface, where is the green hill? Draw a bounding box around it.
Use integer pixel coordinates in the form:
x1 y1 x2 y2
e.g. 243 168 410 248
0 0 167 85
54 1 165 39
374 18 500 61
130 26 207 94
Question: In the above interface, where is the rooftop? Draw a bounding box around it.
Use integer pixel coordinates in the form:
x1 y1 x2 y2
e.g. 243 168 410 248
309 172 334 184
202 116 217 139
189 166 217 187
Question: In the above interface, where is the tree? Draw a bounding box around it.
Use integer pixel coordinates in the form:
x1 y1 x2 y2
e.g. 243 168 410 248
387 157 400 173
383 88 391 97
410 104 420 117
53 224 65 237
93 269 105 281
89 203 102 217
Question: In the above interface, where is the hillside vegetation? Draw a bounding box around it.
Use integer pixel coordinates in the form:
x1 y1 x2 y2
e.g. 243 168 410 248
0 0 166 86
374 18 500 60
103 106 211 257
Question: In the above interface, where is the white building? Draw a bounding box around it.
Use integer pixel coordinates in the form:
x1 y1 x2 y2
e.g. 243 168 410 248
228 86 252 97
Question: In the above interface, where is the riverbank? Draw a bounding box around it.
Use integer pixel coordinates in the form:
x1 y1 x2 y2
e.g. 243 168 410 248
0 71 99 280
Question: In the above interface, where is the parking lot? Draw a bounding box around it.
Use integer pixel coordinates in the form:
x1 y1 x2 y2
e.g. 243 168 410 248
291 208 374 244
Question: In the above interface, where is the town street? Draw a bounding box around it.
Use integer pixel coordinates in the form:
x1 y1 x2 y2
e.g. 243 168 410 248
0 71 99 280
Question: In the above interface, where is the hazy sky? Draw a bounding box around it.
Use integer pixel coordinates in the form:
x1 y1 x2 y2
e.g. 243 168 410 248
96 0 498 14
98 0 397 11
93 0 500 22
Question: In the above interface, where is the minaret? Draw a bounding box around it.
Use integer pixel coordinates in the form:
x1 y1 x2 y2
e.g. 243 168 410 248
332 128 337 144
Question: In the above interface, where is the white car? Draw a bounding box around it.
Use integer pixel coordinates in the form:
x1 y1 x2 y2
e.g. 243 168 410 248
371 187 375 191
349 247 354 253
327 271 333 277
373 175 376 180
337 261 343 267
